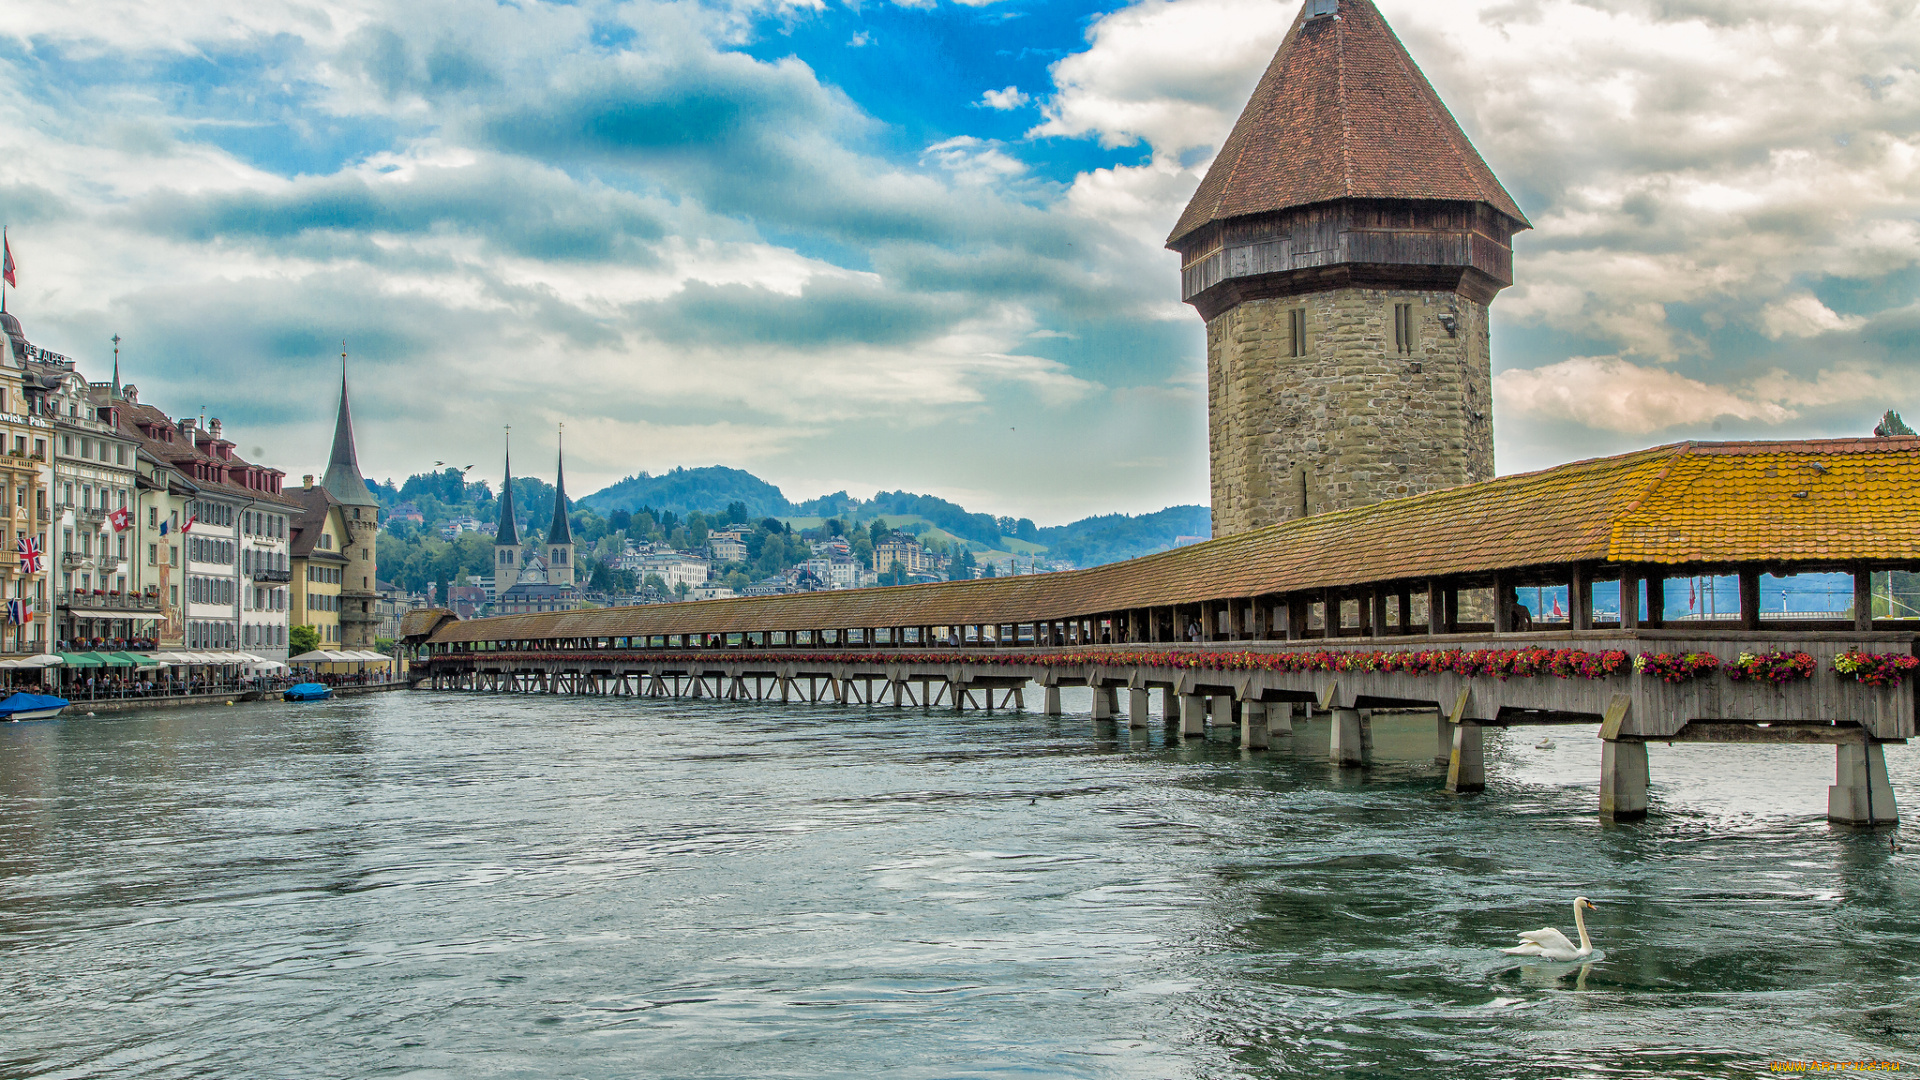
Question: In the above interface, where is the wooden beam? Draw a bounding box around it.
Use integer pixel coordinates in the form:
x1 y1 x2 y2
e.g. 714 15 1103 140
1620 567 1640 630
1659 722 1879 746
1854 564 1875 632
1370 590 1388 638
1427 580 1445 635
1571 564 1593 631
1645 575 1665 629
1492 572 1512 633
1739 569 1762 631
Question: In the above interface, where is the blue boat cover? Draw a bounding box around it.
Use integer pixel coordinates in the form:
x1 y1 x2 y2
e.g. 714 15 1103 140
283 683 332 701
0 692 69 716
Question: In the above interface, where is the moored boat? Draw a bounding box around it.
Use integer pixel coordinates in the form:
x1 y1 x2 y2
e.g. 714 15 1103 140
0 692 69 721
282 683 332 702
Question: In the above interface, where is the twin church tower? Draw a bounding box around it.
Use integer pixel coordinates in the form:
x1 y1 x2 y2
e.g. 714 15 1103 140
1174 0 1528 537
492 431 577 613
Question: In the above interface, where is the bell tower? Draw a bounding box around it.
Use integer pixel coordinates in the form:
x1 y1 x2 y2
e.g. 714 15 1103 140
544 428 574 589
494 429 521 583
1169 0 1530 536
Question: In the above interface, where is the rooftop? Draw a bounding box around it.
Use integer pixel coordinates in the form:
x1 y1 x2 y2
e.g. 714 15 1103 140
1167 0 1527 248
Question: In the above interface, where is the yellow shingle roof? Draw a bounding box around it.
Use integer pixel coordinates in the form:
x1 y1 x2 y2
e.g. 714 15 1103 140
425 438 1920 643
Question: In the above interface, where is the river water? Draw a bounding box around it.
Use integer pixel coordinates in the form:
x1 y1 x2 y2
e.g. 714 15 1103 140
1 691 1916 1078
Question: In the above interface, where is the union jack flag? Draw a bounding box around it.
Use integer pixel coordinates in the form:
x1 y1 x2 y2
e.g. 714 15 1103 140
15 536 42 575
6 599 32 625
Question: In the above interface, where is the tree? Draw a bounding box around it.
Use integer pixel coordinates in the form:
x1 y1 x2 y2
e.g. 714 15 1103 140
948 548 976 581
882 559 907 587
674 580 692 601
643 573 667 597
290 624 321 656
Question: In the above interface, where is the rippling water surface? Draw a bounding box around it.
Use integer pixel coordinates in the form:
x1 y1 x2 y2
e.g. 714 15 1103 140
2 691 1917 1078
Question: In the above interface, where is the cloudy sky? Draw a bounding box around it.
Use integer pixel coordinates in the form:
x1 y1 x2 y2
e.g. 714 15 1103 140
0 0 1915 522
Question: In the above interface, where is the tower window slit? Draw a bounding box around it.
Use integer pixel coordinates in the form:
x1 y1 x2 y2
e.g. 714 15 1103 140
1393 303 1415 355
1288 308 1307 358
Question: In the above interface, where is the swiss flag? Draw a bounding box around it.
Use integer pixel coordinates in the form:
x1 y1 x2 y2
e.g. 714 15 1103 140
2 236 13 288
108 506 131 532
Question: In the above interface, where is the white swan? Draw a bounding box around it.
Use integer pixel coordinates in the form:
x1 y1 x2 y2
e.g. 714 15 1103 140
1503 897 1596 961
1536 737 1555 749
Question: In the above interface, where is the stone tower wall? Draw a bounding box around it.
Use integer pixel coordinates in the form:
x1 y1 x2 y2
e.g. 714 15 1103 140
1207 287 1494 536
547 543 574 588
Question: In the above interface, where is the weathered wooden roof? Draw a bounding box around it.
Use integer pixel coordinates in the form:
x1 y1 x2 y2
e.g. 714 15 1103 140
1167 0 1528 248
425 438 1920 643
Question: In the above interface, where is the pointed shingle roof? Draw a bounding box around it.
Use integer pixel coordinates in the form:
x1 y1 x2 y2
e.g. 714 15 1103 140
496 439 520 546
548 436 572 546
1168 0 1528 248
323 364 380 509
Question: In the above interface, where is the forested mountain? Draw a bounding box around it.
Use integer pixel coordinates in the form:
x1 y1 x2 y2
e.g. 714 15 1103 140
374 462 1210 571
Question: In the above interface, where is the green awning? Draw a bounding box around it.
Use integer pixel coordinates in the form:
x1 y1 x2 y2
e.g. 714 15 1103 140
58 652 103 667
108 652 152 667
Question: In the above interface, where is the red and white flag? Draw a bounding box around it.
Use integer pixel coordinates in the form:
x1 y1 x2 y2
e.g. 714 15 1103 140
108 507 131 532
2 235 14 288
181 513 196 533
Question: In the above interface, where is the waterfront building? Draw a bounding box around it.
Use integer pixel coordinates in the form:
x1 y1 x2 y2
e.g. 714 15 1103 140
1168 0 1528 536
107 404 299 654
0 313 53 657
289 475 348 646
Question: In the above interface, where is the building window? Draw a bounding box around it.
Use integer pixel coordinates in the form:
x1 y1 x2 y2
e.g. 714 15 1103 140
1393 303 1415 355
1288 308 1307 358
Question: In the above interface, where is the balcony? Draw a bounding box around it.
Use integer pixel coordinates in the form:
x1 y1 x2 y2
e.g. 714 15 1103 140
250 568 291 583
74 507 106 527
61 551 91 568
57 590 163 615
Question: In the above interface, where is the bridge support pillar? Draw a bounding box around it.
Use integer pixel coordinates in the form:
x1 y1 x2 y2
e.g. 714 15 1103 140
1269 702 1295 738
1180 695 1206 737
1091 685 1114 721
1128 688 1150 728
1599 740 1649 821
1433 710 1454 766
1329 708 1370 767
950 680 967 713
1829 743 1898 825
1160 687 1178 721
1446 721 1484 793
1210 695 1234 727
1240 701 1268 749
1044 685 1061 716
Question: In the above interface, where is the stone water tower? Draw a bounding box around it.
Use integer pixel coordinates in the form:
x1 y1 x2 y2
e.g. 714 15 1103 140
1169 0 1530 536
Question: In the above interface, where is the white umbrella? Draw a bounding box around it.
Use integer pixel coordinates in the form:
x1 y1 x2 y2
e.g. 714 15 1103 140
19 654 64 667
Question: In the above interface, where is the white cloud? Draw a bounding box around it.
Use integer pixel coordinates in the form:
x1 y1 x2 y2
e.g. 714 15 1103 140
1759 293 1868 339
919 136 1027 184
1494 356 1904 436
978 85 1028 110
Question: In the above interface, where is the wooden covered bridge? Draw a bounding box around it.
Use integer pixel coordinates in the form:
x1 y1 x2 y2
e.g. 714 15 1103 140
405 438 1920 825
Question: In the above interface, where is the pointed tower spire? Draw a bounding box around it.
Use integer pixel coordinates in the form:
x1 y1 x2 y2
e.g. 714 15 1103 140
321 342 380 508
544 425 576 590
111 334 121 397
1168 0 1526 247
495 427 520 546
548 426 572 546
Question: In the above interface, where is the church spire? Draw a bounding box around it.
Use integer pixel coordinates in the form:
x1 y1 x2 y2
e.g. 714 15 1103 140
321 343 379 508
495 427 520 546
548 426 572 546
